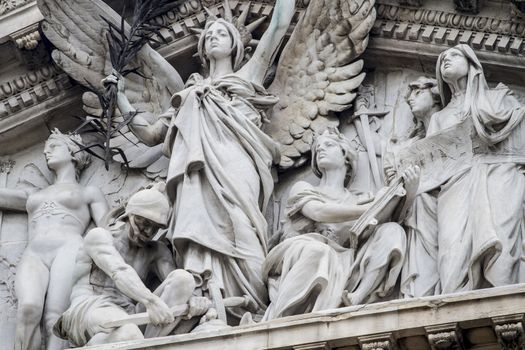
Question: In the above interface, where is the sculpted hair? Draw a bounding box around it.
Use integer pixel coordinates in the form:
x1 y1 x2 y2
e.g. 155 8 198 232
311 127 358 186
406 76 442 139
47 129 91 178
197 18 245 71
406 77 441 107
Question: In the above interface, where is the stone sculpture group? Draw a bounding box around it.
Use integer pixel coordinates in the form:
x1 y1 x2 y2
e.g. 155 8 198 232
6 0 525 348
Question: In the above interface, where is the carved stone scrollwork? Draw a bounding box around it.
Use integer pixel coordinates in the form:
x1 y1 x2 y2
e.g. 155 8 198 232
492 315 525 350
359 333 397 350
293 342 329 350
425 324 464 350
12 29 40 50
454 0 484 14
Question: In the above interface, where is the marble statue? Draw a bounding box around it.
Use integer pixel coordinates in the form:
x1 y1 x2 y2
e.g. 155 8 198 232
101 0 375 323
37 0 377 327
262 128 419 320
428 44 525 292
0 130 109 350
108 0 295 322
54 185 209 347
385 77 443 298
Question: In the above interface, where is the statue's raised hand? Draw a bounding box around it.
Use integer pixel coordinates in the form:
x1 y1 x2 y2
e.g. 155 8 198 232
402 165 421 197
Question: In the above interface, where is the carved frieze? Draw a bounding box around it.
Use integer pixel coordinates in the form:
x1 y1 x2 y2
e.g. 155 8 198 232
375 3 525 55
0 72 72 118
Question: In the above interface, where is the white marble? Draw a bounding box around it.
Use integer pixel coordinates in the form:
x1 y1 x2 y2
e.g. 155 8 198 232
2 0 525 349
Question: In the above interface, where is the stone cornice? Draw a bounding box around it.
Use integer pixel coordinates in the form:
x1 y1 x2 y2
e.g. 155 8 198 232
0 0 32 16
0 1 41 45
0 65 71 119
370 2 525 77
377 3 525 39
78 284 525 350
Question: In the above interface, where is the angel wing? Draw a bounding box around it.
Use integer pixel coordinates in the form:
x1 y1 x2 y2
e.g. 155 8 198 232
37 0 183 176
265 0 376 170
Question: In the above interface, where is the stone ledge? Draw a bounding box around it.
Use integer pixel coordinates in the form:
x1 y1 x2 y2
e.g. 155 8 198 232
79 284 525 350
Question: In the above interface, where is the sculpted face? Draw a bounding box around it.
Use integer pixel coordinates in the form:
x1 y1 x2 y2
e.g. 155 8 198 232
128 214 161 247
44 138 73 170
315 136 346 172
440 48 469 83
204 21 234 61
407 87 435 120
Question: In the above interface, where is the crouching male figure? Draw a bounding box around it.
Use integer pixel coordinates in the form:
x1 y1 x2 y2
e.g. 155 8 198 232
55 185 208 347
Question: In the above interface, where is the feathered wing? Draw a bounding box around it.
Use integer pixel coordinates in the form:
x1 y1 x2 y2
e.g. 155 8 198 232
37 0 183 176
266 0 376 170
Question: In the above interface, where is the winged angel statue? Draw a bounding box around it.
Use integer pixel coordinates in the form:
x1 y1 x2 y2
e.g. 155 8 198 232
38 0 375 322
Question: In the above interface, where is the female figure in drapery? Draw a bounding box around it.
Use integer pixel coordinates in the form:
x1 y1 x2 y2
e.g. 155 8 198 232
0 131 108 350
385 77 443 298
428 44 525 292
111 1 294 322
262 129 419 320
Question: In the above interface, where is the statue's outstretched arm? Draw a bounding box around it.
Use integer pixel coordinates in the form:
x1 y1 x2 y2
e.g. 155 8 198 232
104 74 168 147
237 0 295 85
0 188 29 212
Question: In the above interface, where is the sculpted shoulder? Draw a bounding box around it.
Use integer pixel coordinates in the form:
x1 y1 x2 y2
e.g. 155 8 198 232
289 181 314 199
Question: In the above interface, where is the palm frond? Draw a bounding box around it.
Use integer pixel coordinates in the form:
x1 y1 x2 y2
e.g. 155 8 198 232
78 0 185 170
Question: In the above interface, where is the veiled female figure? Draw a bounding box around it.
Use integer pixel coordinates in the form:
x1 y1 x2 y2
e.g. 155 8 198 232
428 44 525 292
262 129 418 320
110 1 295 322
0 131 108 350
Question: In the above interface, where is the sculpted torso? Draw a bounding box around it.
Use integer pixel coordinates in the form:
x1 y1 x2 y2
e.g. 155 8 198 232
70 226 164 304
24 183 103 266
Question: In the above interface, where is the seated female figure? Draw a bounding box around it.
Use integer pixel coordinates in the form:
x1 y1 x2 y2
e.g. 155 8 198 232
262 128 419 320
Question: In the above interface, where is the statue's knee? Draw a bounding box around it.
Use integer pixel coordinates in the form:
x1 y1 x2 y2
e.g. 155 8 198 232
377 222 406 244
164 269 196 297
113 324 143 342
17 302 43 325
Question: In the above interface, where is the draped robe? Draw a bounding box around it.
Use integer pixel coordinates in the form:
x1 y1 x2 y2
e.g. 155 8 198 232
262 185 405 320
433 83 525 292
162 73 280 319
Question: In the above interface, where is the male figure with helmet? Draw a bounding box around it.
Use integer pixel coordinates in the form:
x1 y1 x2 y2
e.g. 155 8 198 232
54 184 209 347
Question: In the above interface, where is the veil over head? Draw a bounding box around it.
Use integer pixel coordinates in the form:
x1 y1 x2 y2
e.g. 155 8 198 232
436 44 524 145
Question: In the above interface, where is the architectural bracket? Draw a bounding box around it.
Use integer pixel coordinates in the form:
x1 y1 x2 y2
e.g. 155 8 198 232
358 333 397 350
492 314 525 350
425 323 464 350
